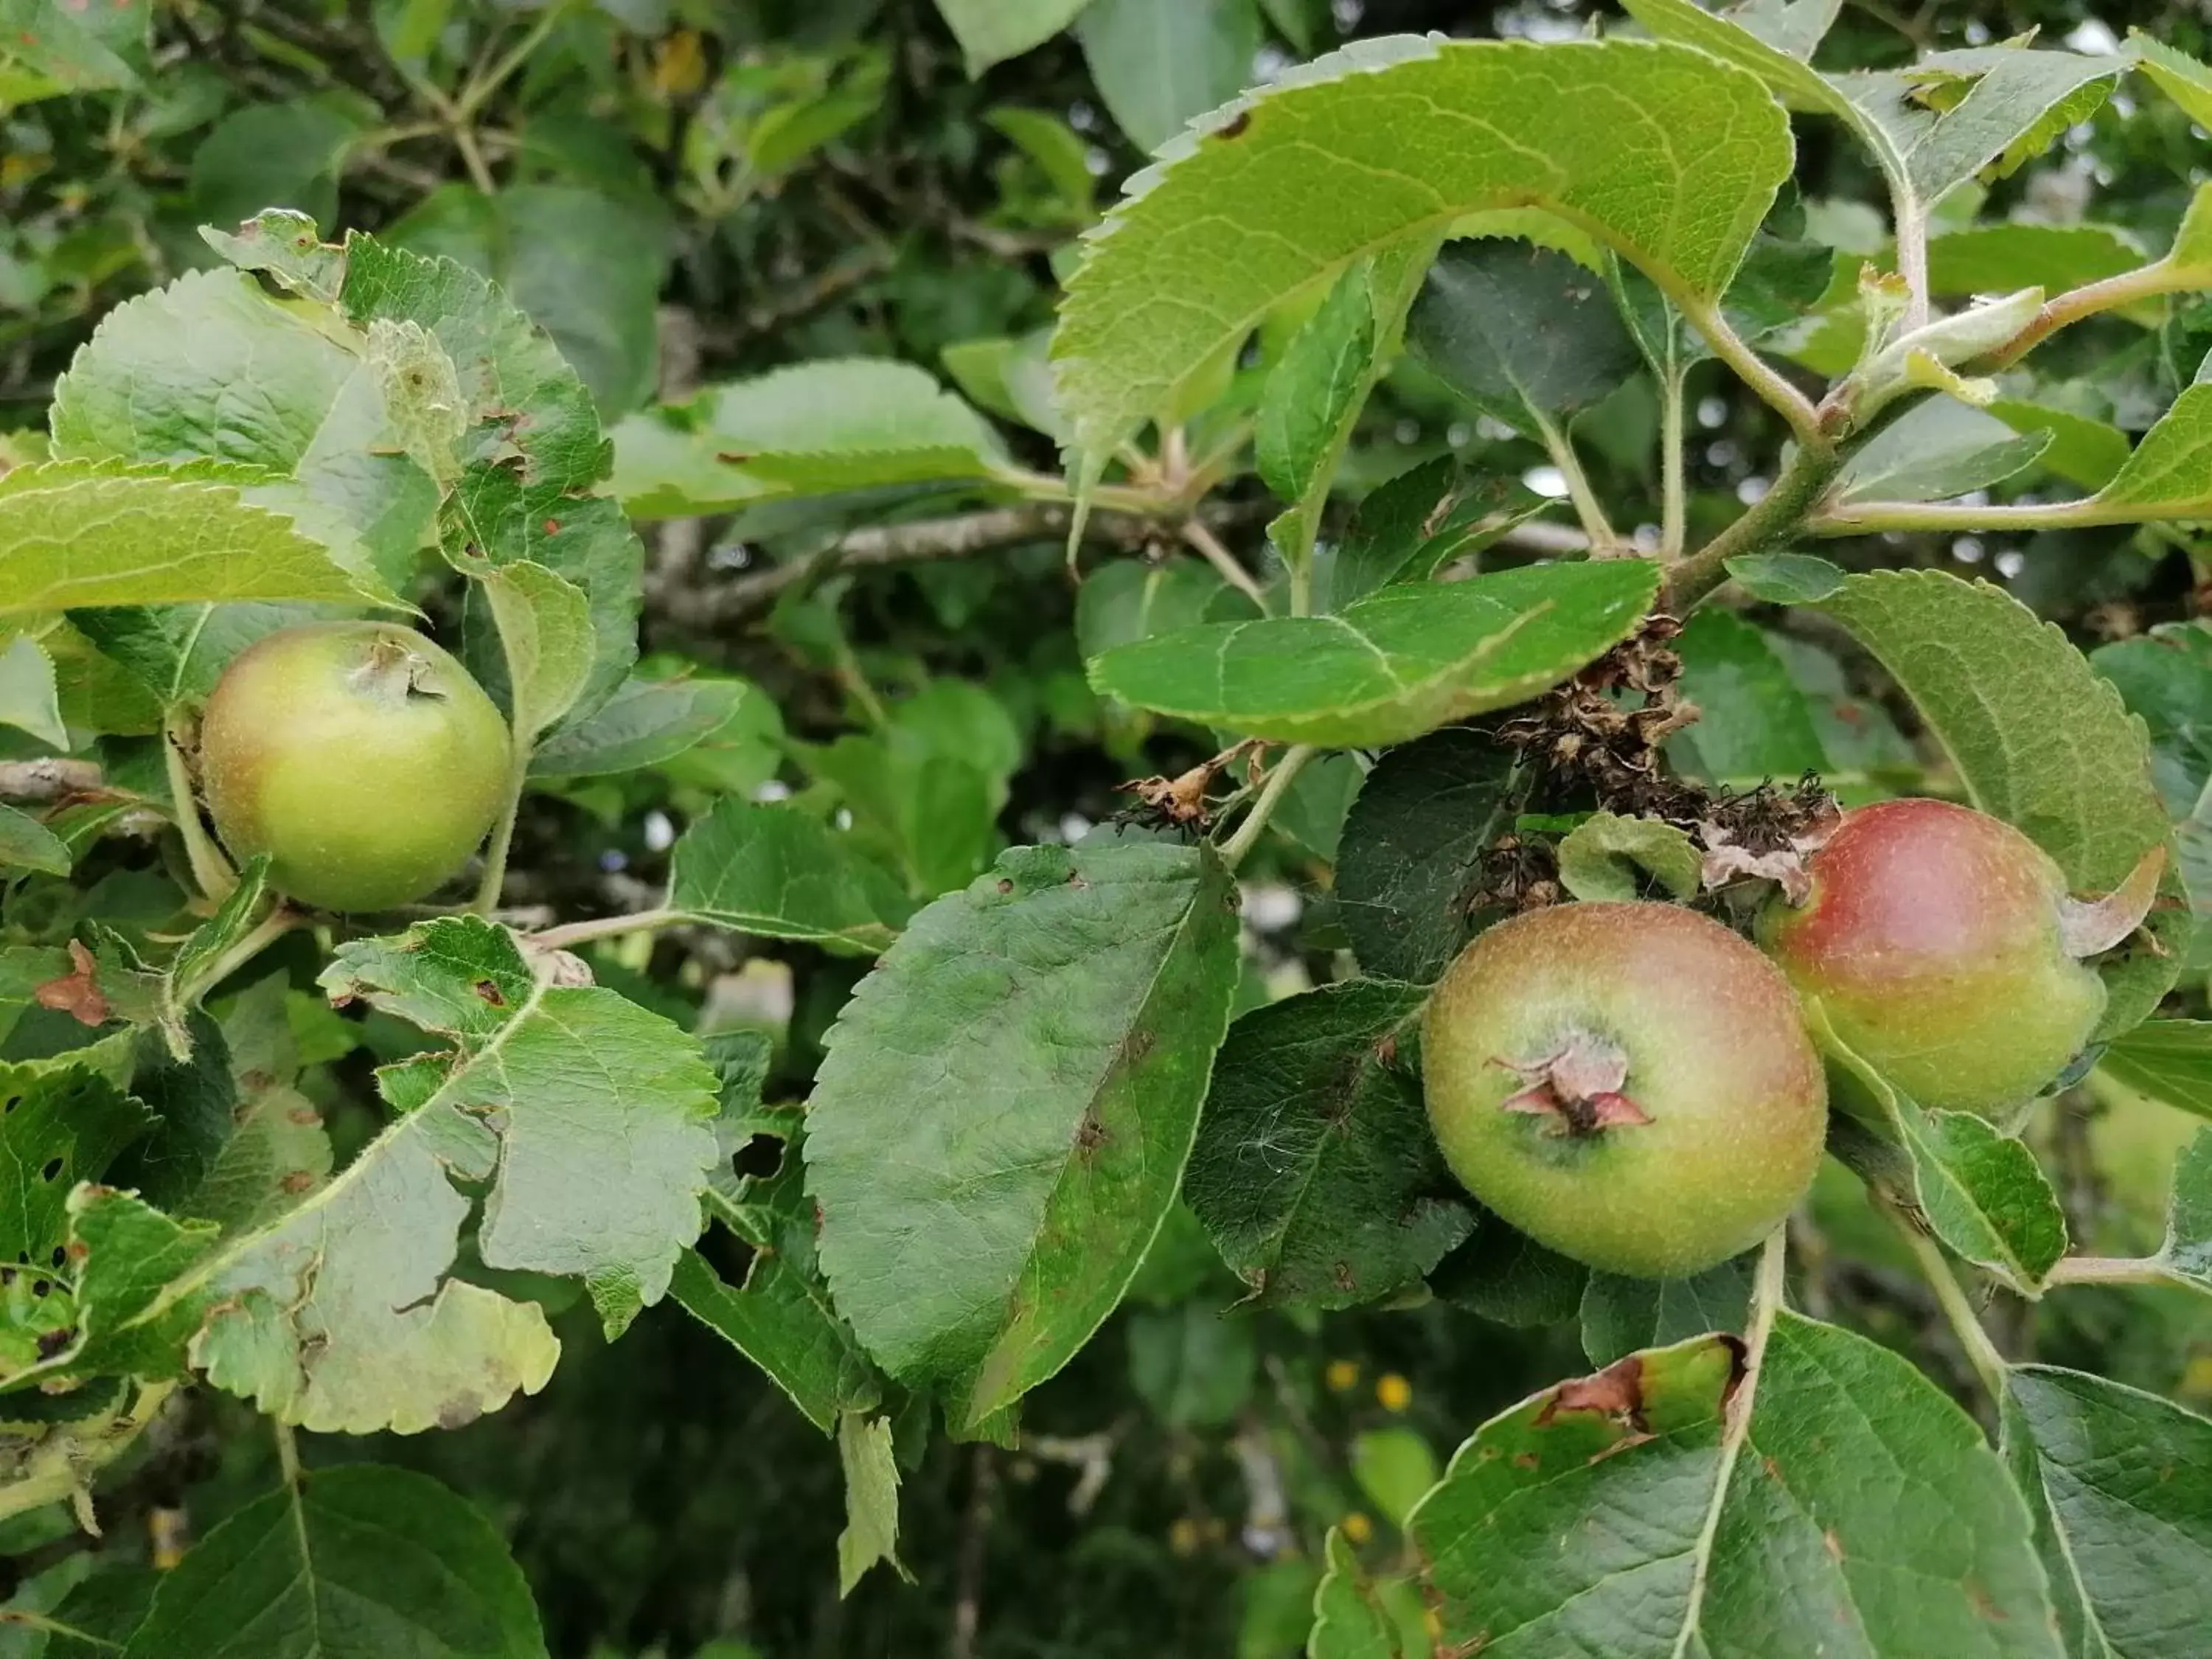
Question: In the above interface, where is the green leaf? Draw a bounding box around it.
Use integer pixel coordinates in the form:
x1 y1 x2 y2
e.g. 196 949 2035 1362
1315 459 1546 613
189 98 367 235
2160 1129 2212 1293
0 803 69 878
1579 1258 1752 1367
0 470 386 614
1184 981 1472 1309
1987 399 2132 493
935 0 1093 73
1077 0 1262 155
611 359 1012 519
836 1411 910 1596
1127 1301 1256 1428
1815 1004 2070 1292
49 268 439 590
1308 1526 1402 1659
986 106 1097 214
13 918 715 1427
1408 239 1644 434
1837 46 2120 203
666 799 912 956
1053 36 1793 461
2005 1365 2212 1659
2132 33 2212 131
189 978 334 1237
1352 1427 1439 1529
527 674 759 778
1726 550 1846 604
204 207 347 302
69 601 349 706
1617 0 1843 116
479 560 593 742
1335 728 1522 984
1927 222 2149 297
805 841 1240 1428
1669 608 1829 782
1408 1317 2060 1658
339 234 643 723
495 186 672 417
1075 558 1257 661
1427 1212 1589 1327
672 1037 881 1433
0 0 146 91
0 636 65 749
2093 383 2212 515
1554 812 1702 903
120 1464 548 1659
1256 257 1380 560
1831 395 2053 504
1087 560 1659 748
2099 1023 2212 1122
0 1063 150 1374
316 917 718 1337
1776 568 2180 1036
2093 622 2212 973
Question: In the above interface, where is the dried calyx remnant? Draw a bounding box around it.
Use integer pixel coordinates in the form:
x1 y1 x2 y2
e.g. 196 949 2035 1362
1490 616 1840 908
1496 1029 1651 1137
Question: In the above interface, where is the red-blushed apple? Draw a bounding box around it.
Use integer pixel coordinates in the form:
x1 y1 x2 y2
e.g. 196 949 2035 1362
1757 797 2157 1117
199 622 511 913
1422 901 1827 1279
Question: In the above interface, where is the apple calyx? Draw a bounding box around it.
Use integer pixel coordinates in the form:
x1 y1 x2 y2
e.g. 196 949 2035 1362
1496 1030 1652 1138
2056 845 2167 959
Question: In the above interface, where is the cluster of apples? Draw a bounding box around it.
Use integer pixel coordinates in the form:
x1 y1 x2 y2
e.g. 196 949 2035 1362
1424 799 2147 1278
192 625 2152 1285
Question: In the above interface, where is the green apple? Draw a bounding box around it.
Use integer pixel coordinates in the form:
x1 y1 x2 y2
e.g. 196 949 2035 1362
1423 901 1827 1279
199 622 511 912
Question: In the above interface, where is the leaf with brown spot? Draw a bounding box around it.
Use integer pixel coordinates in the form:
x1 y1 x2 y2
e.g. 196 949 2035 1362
1403 1319 2059 1657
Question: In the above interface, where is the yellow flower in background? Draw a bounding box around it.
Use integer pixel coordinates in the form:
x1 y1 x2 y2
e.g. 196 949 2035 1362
1377 1372 1413 1412
1340 1512 1374 1545
1325 1359 1360 1393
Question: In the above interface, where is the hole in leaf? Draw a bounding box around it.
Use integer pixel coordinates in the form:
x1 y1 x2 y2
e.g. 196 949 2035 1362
731 1134 784 1181
698 1218 759 1290
40 1159 62 1182
31 1280 49 1297
47 1247 63 1267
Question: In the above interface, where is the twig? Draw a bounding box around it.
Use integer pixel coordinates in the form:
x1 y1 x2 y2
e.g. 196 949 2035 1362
948 1447 996 1659
1179 518 1267 606
0 759 102 803
528 908 679 952
693 501 1265 622
1221 745 1315 871
1664 441 1847 611
1531 409 1618 553
1887 1204 2008 1400
1660 366 1688 560
1679 299 1828 452
2043 1255 2175 1288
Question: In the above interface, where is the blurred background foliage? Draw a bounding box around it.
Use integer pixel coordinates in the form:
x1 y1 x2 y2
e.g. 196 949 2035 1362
4 1 2212 1655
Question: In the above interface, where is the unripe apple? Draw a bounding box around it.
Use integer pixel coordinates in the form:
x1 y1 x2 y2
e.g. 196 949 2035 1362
1757 798 2114 1117
199 622 511 912
1422 902 1827 1279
